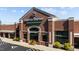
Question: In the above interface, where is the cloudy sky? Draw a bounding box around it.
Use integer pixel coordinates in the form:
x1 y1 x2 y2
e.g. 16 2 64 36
0 7 79 24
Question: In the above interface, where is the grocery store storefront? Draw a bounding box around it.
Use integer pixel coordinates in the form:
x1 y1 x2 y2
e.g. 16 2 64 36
22 19 49 45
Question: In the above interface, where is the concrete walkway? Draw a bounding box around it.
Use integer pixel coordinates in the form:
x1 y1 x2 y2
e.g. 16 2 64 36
74 48 79 51
0 37 65 51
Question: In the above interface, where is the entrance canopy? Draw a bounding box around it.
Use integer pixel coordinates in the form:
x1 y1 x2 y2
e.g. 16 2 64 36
0 30 15 33
74 33 79 37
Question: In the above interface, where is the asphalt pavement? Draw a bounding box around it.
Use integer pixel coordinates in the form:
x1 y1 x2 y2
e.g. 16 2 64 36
0 39 40 51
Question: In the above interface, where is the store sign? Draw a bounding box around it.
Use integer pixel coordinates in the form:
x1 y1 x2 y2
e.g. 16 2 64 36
26 18 42 26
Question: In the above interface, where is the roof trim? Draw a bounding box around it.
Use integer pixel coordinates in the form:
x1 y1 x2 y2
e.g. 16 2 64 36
33 7 56 17
19 7 57 21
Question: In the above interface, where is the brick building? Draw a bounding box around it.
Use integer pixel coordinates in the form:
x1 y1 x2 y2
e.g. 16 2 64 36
0 7 79 47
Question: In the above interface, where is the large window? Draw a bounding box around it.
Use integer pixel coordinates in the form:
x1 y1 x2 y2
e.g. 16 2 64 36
30 27 39 31
29 27 39 42
42 33 48 42
55 31 69 44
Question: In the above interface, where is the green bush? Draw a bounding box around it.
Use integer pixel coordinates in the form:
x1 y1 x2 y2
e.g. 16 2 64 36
30 40 37 45
54 41 62 48
13 37 20 41
64 43 73 51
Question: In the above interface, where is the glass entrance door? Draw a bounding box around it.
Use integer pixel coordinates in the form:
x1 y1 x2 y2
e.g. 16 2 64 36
30 32 38 42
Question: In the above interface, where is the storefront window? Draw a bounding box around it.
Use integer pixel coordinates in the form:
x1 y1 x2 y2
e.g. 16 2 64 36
55 31 69 44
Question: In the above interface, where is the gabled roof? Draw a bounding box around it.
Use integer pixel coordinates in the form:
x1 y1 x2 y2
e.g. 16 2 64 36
19 7 57 21
32 7 56 17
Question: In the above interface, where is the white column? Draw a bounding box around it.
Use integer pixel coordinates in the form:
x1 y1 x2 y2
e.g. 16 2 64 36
3 33 5 38
48 17 58 46
0 33 1 37
48 32 51 43
20 20 24 42
52 19 55 45
69 32 73 45
52 18 57 45
38 31 42 44
8 33 10 38
27 31 30 43
19 31 21 42
14 32 16 39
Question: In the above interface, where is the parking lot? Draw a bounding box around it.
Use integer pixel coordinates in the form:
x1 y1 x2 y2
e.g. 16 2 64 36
0 39 40 51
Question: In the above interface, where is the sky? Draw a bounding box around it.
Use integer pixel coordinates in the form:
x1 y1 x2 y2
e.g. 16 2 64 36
0 7 79 24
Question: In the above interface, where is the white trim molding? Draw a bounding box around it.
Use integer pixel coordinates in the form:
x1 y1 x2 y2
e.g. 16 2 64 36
74 33 79 37
48 17 58 21
74 33 79 35
0 30 15 33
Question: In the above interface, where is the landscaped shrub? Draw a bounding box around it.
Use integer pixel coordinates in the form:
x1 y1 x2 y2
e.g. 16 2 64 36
54 41 62 48
30 40 37 45
13 37 20 41
64 43 74 51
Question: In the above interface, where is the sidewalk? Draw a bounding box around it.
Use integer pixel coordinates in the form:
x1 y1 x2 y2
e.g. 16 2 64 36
74 48 79 51
0 37 65 51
